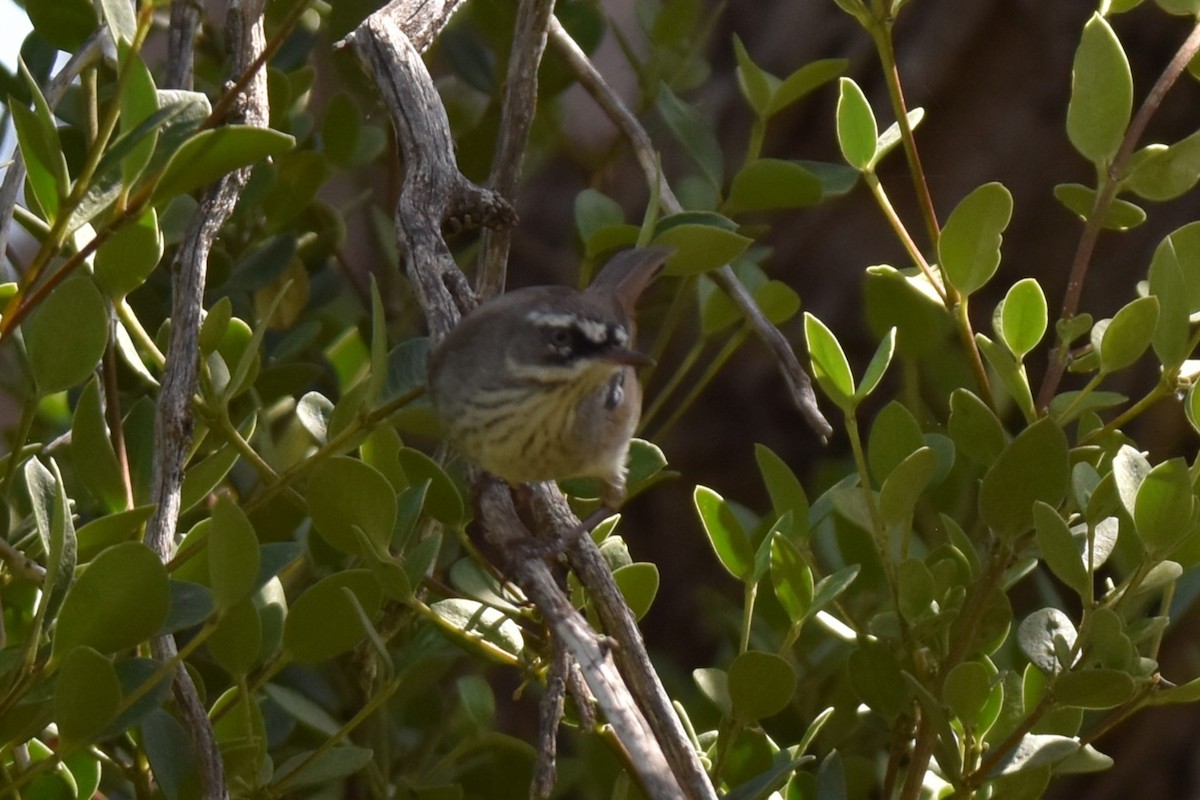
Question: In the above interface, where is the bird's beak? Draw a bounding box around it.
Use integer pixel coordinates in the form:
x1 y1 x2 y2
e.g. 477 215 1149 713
602 347 655 368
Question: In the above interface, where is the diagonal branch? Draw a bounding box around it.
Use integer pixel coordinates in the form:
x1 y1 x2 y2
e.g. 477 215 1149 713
547 17 832 441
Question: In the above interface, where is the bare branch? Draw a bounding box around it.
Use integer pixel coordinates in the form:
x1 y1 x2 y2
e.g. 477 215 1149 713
476 0 558 300
146 2 272 797
341 0 516 341
547 17 832 441
532 489 718 800
480 483 682 800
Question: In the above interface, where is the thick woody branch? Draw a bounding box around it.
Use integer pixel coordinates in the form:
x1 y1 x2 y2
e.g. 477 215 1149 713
479 483 681 799
476 0 558 300
547 18 832 441
344 5 696 797
145 2 270 798
532 489 718 800
341 0 516 340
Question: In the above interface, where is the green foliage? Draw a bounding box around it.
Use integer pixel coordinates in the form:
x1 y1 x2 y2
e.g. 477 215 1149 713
4 1 1200 799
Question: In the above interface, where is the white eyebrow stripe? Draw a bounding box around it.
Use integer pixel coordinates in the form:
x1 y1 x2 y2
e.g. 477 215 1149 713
524 311 614 344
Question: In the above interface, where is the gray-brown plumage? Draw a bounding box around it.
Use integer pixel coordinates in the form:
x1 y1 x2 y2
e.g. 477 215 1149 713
428 247 668 508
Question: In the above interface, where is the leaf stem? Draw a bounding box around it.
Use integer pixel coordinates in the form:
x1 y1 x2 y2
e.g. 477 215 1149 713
1038 19 1200 409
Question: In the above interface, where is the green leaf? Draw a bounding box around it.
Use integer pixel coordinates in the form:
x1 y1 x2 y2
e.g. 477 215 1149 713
152 126 295 204
13 65 68 220
208 497 260 612
804 312 855 411
754 444 809 535
56 646 121 744
855 327 896 401
875 108 925 165
836 78 877 170
160 580 216 634
98 0 137 43
1053 183 1146 230
76 506 154 562
998 278 1048 359
976 334 1037 422
848 639 909 719
768 58 848 116
897 557 936 623
23 276 108 395
1099 295 1158 373
283 570 382 663
25 0 97 51
396 447 464 525
430 598 525 660
979 417 1069 538
574 188 625 243
117 43 159 187
274 746 375 790
180 425 255 514
812 564 860 612
305 456 397 556
140 710 193 800
948 388 1007 466
651 221 752 275
1018 608 1077 675
732 35 772 116
694 486 754 581
1067 14 1133 165
655 83 723 188
728 650 796 721
725 159 822 214
612 563 659 621
53 541 170 658
943 660 992 728
879 447 937 530
939 182 1013 296
95 208 164 298
1053 669 1136 709
1033 501 1088 596
71 378 126 512
770 534 813 622
1126 132 1200 201
868 401 924 482
207 596 262 677
1147 236 1190 368
1134 458 1195 554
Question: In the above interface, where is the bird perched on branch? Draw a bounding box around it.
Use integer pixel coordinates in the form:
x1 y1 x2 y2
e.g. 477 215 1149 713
428 247 669 512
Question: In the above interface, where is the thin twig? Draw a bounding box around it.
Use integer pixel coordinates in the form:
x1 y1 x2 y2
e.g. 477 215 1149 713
547 17 831 441
476 0 556 301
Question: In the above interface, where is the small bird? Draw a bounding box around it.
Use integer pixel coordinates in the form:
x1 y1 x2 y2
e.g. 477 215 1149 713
428 247 669 511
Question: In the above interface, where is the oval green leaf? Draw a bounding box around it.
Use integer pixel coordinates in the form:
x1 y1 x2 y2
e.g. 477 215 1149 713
694 485 754 581
939 182 1013 297
1067 14 1133 165
836 77 877 170
208 496 260 612
728 650 797 721
804 312 855 411
53 541 170 658
283 570 382 663
1099 295 1158 373
23 276 108 395
999 278 1047 359
305 456 397 556
979 417 1069 538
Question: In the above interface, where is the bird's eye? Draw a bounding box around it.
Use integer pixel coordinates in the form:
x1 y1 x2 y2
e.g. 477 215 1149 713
547 327 572 349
